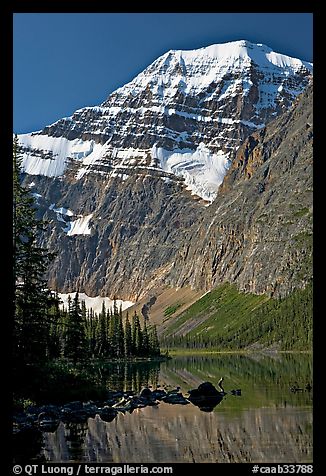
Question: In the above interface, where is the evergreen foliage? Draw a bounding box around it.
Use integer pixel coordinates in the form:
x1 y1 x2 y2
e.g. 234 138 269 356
162 283 312 351
57 295 162 361
124 313 132 357
13 136 57 366
64 292 87 363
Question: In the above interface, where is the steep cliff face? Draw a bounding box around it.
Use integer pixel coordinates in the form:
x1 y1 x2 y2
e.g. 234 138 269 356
167 85 313 297
31 170 205 301
18 41 313 301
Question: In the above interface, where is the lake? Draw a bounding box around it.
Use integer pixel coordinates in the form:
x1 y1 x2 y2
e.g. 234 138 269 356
21 353 313 463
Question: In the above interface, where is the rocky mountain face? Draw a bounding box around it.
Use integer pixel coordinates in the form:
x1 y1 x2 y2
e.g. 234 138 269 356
167 84 313 297
32 171 205 301
18 40 313 301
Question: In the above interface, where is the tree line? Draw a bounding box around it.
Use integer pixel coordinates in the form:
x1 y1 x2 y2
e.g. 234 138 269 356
13 135 161 373
49 292 161 363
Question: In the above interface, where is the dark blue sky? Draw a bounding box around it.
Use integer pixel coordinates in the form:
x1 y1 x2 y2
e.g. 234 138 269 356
13 13 313 134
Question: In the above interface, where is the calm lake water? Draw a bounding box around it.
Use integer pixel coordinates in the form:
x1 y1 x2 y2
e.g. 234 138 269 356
23 353 314 463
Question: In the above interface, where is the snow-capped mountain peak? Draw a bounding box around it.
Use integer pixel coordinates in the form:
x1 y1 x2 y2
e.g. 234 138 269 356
113 40 312 99
18 40 312 202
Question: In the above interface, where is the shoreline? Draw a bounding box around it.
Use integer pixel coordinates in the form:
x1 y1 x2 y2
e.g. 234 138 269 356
166 349 312 356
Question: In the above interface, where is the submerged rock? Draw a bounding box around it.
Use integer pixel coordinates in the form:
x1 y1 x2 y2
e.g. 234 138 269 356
151 389 167 400
98 406 118 423
140 387 153 400
38 411 60 432
162 393 189 405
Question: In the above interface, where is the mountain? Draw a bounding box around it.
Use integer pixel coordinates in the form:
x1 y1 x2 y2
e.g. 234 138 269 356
19 40 312 202
17 40 313 305
125 84 313 349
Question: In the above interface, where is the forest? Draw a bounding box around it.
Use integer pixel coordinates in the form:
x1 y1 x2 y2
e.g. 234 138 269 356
48 293 161 363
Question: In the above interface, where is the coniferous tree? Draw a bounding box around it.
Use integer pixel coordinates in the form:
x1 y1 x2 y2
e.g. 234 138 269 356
64 292 87 363
132 312 142 356
86 308 98 358
124 312 132 357
13 135 55 367
141 320 149 356
116 304 125 358
67 295 72 315
58 305 68 356
149 325 160 356
47 291 62 359
81 300 89 357
105 307 112 356
97 302 107 358
81 300 87 323
108 307 118 357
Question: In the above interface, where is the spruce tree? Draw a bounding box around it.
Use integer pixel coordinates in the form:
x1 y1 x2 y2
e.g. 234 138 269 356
149 325 160 356
97 301 107 358
64 292 87 363
85 307 97 358
47 291 62 359
108 307 118 358
131 312 142 357
124 312 132 357
13 135 55 367
141 320 149 356
116 304 125 358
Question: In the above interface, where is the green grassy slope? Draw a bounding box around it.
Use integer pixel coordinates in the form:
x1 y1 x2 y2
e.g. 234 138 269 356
161 283 312 351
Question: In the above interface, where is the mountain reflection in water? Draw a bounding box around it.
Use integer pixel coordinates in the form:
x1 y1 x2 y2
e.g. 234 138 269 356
27 354 314 463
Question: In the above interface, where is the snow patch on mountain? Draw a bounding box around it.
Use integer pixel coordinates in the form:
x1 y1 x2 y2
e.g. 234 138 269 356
19 134 96 177
49 203 74 216
31 192 42 200
48 202 93 235
153 143 230 202
75 145 150 180
58 292 134 314
63 214 93 236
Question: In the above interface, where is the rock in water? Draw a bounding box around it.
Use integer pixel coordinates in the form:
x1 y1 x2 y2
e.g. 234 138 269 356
37 411 60 432
188 382 224 412
98 406 118 423
140 387 153 400
162 393 189 405
197 382 220 396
